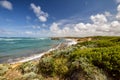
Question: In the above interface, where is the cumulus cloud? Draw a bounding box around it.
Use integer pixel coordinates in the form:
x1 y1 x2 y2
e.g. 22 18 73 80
104 11 112 17
74 23 87 32
116 5 120 20
0 0 13 10
50 4 120 37
50 22 61 34
30 3 48 22
90 14 107 24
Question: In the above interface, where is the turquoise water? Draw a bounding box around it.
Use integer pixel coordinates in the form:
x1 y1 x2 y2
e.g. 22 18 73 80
0 37 62 63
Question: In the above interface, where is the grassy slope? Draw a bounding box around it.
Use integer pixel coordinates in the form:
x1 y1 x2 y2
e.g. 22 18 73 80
0 36 120 80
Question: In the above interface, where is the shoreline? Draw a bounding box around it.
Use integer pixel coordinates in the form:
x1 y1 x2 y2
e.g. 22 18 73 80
10 43 61 64
10 39 77 64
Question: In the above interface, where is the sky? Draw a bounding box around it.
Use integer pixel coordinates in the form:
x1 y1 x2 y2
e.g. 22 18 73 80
0 0 120 37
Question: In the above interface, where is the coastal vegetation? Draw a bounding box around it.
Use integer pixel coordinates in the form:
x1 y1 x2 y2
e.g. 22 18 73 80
0 36 120 80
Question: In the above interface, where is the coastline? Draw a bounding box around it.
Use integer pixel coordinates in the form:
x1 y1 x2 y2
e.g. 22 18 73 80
65 39 77 46
11 38 77 64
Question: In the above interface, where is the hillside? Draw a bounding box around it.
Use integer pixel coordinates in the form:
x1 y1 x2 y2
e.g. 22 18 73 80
0 36 120 80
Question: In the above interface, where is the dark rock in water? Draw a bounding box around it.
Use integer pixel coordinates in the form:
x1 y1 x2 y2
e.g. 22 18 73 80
51 37 60 40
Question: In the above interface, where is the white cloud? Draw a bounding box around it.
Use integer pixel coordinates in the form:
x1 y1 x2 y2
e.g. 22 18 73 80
90 14 107 24
49 4 120 37
30 3 48 22
74 23 87 32
116 0 120 3
38 16 47 22
25 31 33 35
117 4 120 11
50 22 61 34
110 21 120 33
111 21 120 27
32 25 41 29
0 0 13 10
104 11 112 17
116 5 120 20
32 24 47 29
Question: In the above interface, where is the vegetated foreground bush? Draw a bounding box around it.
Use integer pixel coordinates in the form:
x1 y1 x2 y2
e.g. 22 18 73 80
19 61 38 74
38 36 120 80
0 64 10 76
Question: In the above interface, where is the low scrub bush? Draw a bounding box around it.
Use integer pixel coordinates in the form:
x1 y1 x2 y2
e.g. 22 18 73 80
0 64 9 76
15 72 44 80
19 62 37 74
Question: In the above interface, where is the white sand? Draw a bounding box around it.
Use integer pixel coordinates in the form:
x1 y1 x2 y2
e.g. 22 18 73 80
11 39 77 64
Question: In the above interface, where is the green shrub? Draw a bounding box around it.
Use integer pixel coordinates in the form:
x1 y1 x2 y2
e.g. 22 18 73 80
53 58 68 76
38 56 55 76
19 62 38 74
0 64 9 76
38 56 68 77
15 72 44 80
16 36 120 79
69 44 120 79
95 40 116 47
65 57 107 80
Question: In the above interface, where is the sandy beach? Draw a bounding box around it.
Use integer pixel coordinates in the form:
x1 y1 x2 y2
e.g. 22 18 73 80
11 39 77 64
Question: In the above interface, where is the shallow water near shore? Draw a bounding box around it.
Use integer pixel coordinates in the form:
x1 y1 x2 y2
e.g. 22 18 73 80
0 37 63 63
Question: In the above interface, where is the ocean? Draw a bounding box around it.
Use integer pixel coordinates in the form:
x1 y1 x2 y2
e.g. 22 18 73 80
0 37 63 63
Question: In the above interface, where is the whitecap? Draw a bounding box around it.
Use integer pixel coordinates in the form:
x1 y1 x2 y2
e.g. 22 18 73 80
7 42 16 44
0 38 22 41
33 38 47 40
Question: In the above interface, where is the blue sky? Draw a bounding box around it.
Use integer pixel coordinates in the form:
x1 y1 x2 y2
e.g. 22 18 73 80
0 0 120 37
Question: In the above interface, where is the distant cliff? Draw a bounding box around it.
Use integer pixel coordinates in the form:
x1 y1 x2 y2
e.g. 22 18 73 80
50 37 60 40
